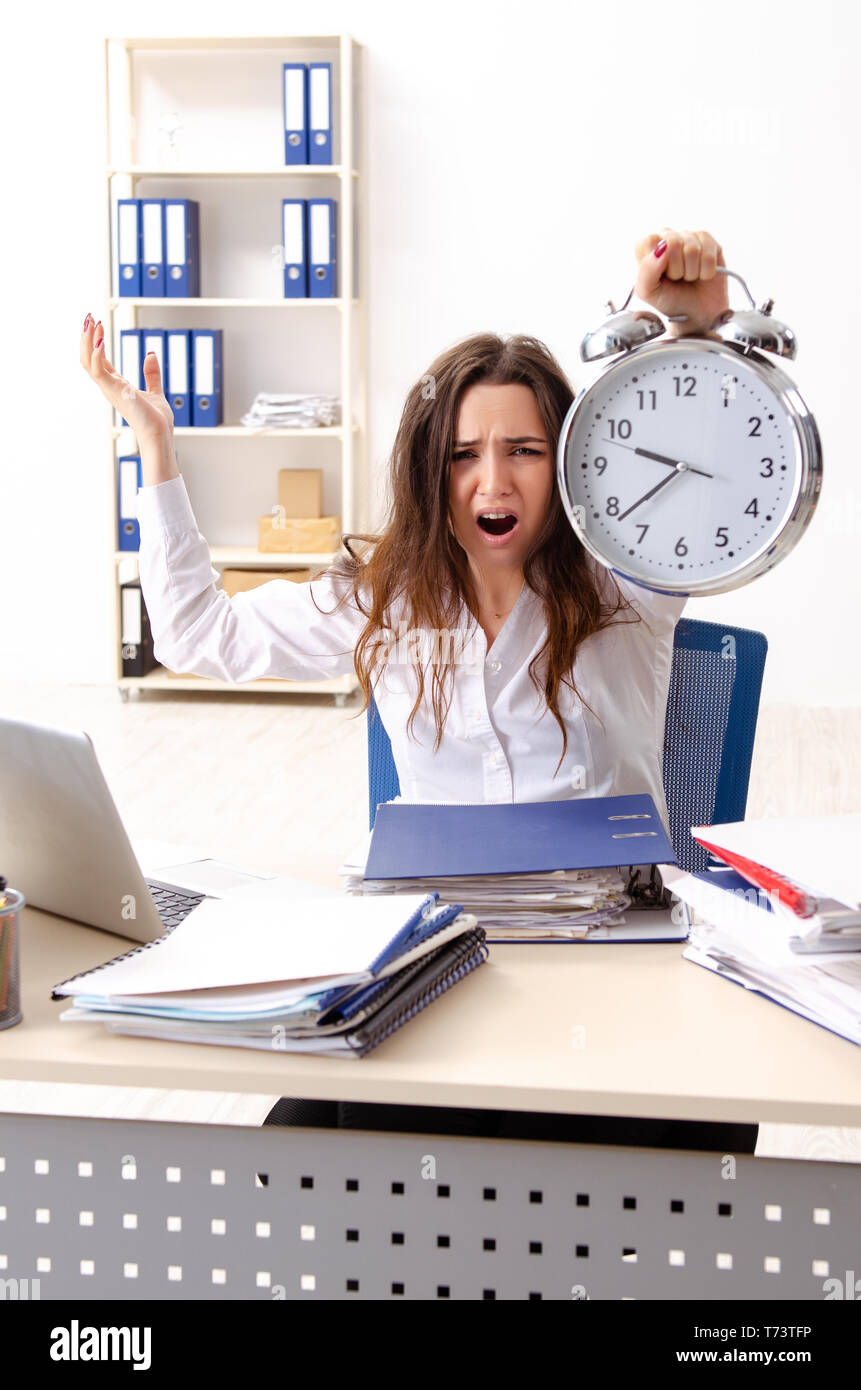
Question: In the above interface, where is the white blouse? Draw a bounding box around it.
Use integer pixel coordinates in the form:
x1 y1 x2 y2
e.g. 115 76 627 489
137 476 687 830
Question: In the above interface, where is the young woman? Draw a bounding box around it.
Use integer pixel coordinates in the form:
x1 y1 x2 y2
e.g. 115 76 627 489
81 226 757 1151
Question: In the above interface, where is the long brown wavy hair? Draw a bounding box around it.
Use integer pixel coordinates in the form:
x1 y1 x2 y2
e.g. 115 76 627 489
317 332 641 772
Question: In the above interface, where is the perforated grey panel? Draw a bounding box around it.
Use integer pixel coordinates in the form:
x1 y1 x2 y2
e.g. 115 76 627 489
663 649 734 872
0 1113 856 1300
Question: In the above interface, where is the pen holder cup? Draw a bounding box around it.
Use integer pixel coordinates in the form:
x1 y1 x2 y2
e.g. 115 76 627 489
0 888 25 1030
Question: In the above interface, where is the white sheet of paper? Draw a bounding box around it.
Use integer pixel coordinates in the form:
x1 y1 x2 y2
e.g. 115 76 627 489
56 893 435 996
691 815 861 911
661 865 837 968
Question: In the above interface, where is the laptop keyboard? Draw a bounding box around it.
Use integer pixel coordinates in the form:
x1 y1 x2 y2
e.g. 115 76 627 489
145 878 207 931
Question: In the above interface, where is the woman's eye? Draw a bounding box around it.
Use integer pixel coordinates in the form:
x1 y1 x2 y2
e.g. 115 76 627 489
450 447 543 460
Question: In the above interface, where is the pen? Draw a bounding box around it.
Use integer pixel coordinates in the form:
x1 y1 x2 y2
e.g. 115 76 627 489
695 837 818 918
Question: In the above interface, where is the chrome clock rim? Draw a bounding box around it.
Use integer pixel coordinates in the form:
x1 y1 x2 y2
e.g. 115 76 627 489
556 337 823 598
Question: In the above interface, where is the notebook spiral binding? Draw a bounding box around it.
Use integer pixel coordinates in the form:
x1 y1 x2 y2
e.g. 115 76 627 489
51 916 187 999
352 928 488 1057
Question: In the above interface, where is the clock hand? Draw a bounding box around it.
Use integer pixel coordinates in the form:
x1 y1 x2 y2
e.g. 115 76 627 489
601 438 714 480
635 445 715 480
616 466 685 522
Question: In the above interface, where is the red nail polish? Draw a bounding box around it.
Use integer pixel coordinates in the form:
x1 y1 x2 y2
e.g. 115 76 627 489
655 239 667 259
83 313 91 329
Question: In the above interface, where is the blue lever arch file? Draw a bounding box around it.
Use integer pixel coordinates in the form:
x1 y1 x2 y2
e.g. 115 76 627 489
282 62 309 164
119 329 144 428
166 329 192 427
308 198 336 297
364 795 677 881
308 62 332 164
117 455 143 551
282 199 308 297
141 328 167 384
117 199 141 297
141 199 165 297
361 796 686 943
165 199 200 297
191 329 223 427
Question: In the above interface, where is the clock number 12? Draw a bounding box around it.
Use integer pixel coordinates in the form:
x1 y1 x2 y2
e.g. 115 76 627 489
673 376 697 397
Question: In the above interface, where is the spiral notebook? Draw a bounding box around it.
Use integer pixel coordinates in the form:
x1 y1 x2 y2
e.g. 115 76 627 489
68 928 489 1058
52 892 489 1058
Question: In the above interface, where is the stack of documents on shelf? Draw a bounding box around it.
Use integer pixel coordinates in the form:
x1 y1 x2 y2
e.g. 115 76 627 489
662 813 861 1045
52 892 486 1059
240 392 341 429
341 796 688 943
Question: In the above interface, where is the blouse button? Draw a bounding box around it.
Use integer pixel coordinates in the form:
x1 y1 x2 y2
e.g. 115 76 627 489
471 708 483 722
487 659 502 674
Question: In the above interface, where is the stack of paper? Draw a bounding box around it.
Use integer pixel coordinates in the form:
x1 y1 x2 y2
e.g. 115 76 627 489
342 797 688 943
53 892 487 1059
663 838 861 1046
691 815 861 954
343 856 632 938
240 392 341 429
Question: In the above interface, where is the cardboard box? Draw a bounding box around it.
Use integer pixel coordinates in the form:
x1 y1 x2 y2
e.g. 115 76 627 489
163 669 287 682
220 567 311 596
258 514 341 553
277 469 323 518
164 567 315 676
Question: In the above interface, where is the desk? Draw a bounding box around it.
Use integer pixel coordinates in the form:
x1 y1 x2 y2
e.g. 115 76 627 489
2 904 860 1301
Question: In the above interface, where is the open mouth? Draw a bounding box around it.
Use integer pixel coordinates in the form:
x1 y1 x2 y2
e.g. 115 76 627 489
476 511 518 536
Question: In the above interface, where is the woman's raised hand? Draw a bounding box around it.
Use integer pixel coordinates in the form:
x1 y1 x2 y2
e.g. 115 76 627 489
80 314 175 445
633 228 730 334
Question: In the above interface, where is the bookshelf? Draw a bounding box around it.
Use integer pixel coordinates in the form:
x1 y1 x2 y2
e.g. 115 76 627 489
104 33 368 705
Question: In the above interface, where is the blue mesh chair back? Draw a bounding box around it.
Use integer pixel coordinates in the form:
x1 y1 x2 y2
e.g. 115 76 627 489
367 691 401 826
662 618 766 871
366 616 767 874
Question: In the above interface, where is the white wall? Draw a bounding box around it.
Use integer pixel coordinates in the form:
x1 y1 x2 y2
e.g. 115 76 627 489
3 0 859 703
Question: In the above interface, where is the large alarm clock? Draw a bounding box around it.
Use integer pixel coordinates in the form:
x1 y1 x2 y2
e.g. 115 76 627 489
557 267 822 596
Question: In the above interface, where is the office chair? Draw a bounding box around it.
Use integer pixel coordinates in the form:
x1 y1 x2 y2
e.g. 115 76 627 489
366 618 768 875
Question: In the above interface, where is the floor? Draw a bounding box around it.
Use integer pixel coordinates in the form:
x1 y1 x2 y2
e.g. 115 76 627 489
2 678 860 1160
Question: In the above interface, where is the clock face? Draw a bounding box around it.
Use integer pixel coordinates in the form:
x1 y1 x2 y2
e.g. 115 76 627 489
558 339 814 595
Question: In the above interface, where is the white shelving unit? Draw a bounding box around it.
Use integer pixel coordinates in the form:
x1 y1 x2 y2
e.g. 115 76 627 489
104 33 368 705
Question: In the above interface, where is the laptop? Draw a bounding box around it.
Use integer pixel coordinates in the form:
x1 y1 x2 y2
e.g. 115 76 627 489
0 714 278 944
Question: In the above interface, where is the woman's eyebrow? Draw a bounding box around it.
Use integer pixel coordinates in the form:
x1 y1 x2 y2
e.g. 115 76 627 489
453 435 548 446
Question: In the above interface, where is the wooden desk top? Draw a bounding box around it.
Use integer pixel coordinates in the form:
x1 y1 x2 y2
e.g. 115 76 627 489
3 904 860 1127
